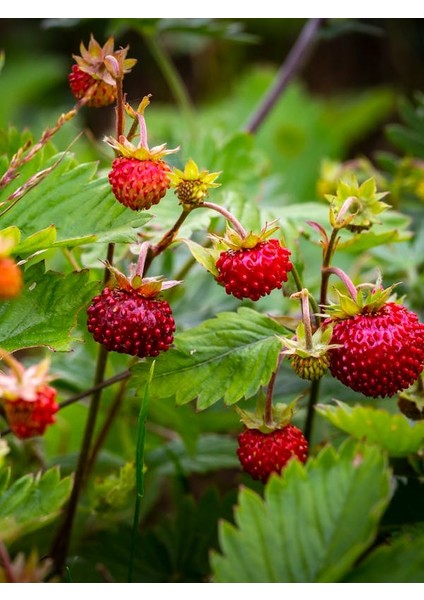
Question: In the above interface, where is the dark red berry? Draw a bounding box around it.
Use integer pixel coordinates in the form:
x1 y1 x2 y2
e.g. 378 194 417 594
237 425 308 483
215 239 292 301
328 302 424 398
68 65 116 107
87 287 175 358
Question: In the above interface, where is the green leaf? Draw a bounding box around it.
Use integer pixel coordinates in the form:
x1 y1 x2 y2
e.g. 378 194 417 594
316 401 424 456
181 238 218 276
0 263 99 352
0 156 151 246
344 532 424 582
13 225 57 256
132 307 287 409
211 440 391 582
0 467 72 543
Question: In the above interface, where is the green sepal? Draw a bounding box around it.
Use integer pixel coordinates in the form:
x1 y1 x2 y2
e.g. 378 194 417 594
235 397 299 433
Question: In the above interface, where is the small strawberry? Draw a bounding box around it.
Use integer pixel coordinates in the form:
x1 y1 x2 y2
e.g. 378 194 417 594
87 260 179 358
69 35 136 107
0 357 58 439
326 284 424 398
237 425 308 484
213 223 292 301
106 96 179 211
0 257 23 300
235 400 308 483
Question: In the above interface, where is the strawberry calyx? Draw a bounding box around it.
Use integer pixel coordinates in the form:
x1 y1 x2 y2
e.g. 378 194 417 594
73 35 137 88
325 282 398 320
104 261 181 299
212 220 280 252
235 397 299 434
0 355 52 403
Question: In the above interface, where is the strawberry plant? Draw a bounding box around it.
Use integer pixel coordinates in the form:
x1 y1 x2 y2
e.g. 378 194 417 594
1 18 424 583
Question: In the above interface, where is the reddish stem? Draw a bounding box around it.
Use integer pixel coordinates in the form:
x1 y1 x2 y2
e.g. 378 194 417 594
322 266 358 300
198 201 247 238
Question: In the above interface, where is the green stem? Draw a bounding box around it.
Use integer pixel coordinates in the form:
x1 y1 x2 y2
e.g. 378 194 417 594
304 378 321 443
50 344 109 574
128 362 155 583
142 32 196 136
144 206 193 274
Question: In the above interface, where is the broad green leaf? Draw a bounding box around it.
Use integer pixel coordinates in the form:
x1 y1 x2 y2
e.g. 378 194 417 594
13 225 57 256
0 226 20 247
132 307 287 409
316 401 424 456
211 440 391 582
0 263 99 352
344 532 424 582
0 156 151 246
0 467 72 543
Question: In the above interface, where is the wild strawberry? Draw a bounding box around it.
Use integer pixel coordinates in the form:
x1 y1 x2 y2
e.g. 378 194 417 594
0 257 23 300
326 285 424 398
105 96 179 211
69 35 136 107
0 357 58 439
211 222 292 301
237 425 308 483
87 259 179 358
3 386 58 439
108 157 171 211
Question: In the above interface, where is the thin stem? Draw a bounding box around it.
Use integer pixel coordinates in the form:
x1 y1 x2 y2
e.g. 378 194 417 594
319 228 340 310
86 367 134 476
322 266 358 300
115 75 125 140
0 539 16 583
304 378 321 443
293 289 313 350
264 353 283 426
244 19 323 134
128 362 154 583
144 206 193 273
198 201 247 237
142 32 196 137
50 344 109 574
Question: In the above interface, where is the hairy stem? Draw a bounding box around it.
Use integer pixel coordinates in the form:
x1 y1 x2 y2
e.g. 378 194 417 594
264 354 283 426
144 206 193 273
244 18 323 134
198 201 247 237
319 228 340 310
322 266 358 300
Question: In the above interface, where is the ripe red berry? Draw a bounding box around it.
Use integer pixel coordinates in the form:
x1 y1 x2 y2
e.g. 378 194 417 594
328 302 424 398
68 65 116 107
215 239 292 301
3 385 58 439
87 286 175 358
108 157 171 211
0 257 23 300
237 425 308 483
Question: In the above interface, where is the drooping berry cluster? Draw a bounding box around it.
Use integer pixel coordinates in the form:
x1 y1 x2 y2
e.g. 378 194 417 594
87 286 176 358
216 239 293 301
237 425 308 483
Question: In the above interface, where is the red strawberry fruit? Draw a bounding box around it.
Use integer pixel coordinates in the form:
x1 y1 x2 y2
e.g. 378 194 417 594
87 261 179 358
211 223 293 301
237 425 308 483
105 96 179 211
327 286 424 398
0 357 58 439
0 257 23 300
69 35 136 107
3 386 58 439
